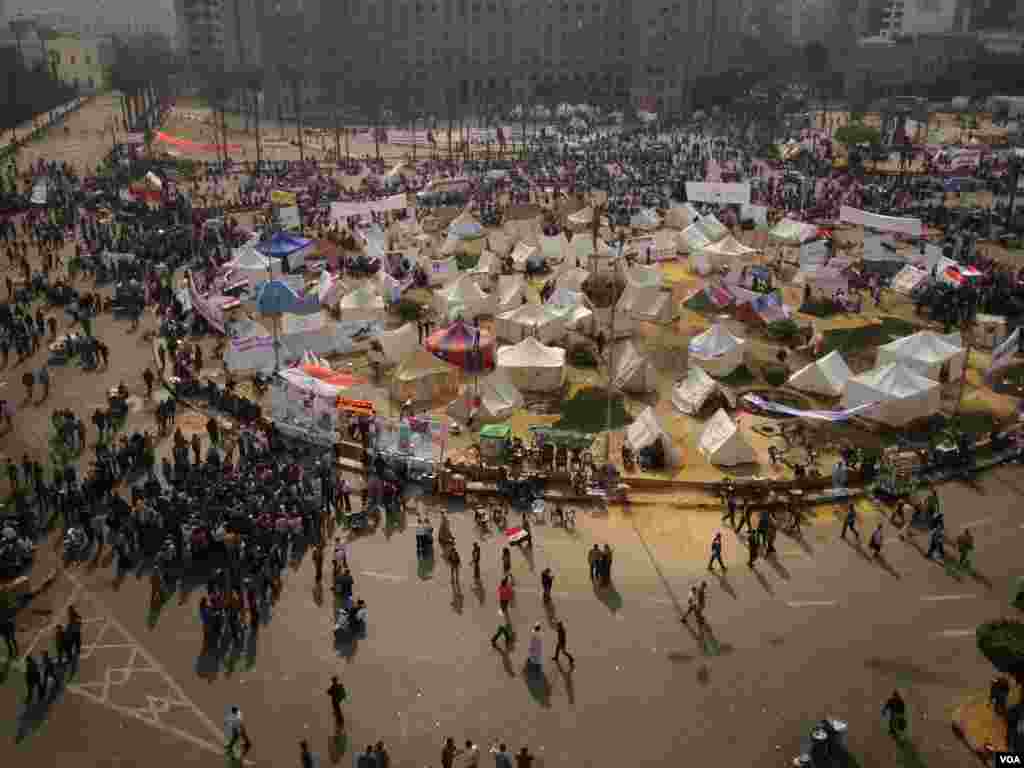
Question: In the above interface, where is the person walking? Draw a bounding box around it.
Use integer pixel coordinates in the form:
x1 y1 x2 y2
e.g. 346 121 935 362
24 654 42 704
299 739 315 768
449 546 461 589
502 546 512 582
736 500 753 535
1 611 17 658
840 503 859 542
526 623 544 670
552 619 574 667
957 527 974 569
588 544 601 581
869 523 884 558
747 532 760 567
491 614 514 650
881 690 907 736
38 365 50 401
41 650 60 695
540 568 553 602
926 526 945 561
722 493 737 528
497 576 513 616
471 541 481 581
225 706 246 753
326 675 346 730
707 532 726 572
681 585 699 623
442 737 458 768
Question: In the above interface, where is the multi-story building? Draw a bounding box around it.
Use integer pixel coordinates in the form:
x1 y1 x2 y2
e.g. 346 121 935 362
858 0 968 39
45 34 109 92
196 0 749 121
174 0 225 73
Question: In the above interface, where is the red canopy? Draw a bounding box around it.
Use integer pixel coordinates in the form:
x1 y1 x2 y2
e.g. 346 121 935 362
425 320 495 373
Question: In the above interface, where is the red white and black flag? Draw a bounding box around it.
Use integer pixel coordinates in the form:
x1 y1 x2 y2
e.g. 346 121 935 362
427 129 437 146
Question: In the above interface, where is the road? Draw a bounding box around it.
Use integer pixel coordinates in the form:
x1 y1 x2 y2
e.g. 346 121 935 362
0 94 1023 768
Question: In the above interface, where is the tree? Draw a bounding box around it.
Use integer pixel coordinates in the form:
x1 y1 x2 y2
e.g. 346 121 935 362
834 123 881 147
977 620 1024 685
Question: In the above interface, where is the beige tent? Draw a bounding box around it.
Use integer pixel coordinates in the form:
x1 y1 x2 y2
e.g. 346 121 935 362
617 285 677 325
699 409 757 466
433 274 495 321
447 367 524 423
568 205 595 228
841 363 941 426
375 322 421 366
625 407 683 467
688 324 745 378
787 350 852 396
338 285 386 323
391 347 459 403
496 303 566 344
468 250 501 286
612 341 658 393
509 241 541 272
497 336 566 392
496 274 527 314
875 330 967 382
539 233 570 264
671 366 718 415
664 204 692 229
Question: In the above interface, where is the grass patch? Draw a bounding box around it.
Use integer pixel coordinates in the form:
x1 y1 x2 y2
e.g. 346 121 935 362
683 290 716 314
953 410 999 437
717 365 756 388
993 363 1024 396
553 386 631 433
823 317 920 357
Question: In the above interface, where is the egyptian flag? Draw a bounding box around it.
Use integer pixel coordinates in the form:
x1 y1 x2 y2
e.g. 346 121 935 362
496 126 506 148
427 129 437 147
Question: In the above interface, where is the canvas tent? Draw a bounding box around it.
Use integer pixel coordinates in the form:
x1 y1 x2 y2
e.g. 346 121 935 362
468 250 501 286
702 235 758 261
510 241 543 272
488 231 512 256
769 218 819 245
338 285 386 322
391 347 460 403
787 350 852 396
567 206 595 228
875 330 967 382
612 341 657 393
539 233 570 264
622 263 663 289
664 204 692 229
496 303 566 344
555 267 591 293
699 409 757 466
434 274 495 321
447 367 524 424
376 322 421 365
630 208 662 231
671 366 719 415
617 285 677 324
688 324 745 377
699 215 729 242
841 362 941 426
228 242 283 280
497 336 566 392
891 265 930 295
496 274 527 314
625 407 683 467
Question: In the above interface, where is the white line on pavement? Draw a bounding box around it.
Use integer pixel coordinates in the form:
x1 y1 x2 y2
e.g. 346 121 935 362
787 600 838 608
962 518 992 528
931 629 974 638
921 594 976 602
360 571 406 582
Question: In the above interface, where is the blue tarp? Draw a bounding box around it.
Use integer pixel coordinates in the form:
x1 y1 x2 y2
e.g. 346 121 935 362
448 218 484 239
255 279 320 316
255 232 313 258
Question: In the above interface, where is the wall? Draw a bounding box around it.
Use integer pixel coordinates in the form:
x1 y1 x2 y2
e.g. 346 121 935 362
47 36 106 92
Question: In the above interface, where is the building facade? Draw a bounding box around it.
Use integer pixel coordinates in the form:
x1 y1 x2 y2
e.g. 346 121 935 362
46 35 108 92
182 0 749 120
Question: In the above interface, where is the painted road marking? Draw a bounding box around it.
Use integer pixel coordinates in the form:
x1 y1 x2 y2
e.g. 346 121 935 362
962 518 992 528
787 600 838 608
931 629 974 638
360 571 405 582
921 594 976 602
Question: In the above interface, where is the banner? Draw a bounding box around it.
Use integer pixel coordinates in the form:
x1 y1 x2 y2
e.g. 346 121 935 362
125 133 145 146
281 312 324 336
742 394 878 422
271 190 298 206
337 397 375 416
187 272 226 334
329 193 408 223
155 131 242 154
685 181 751 205
839 206 922 237
989 327 1019 377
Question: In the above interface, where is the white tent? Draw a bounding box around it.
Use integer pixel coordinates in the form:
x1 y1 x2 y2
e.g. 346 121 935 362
625 407 682 467
665 205 692 229
496 274 527 314
671 366 718 415
376 322 421 365
509 241 542 272
875 330 967 382
224 320 278 375
622 263 663 289
497 336 566 392
338 285 386 322
545 288 593 333
568 205 595 228
488 231 512 256
448 367 525 423
787 350 852 396
504 217 543 247
555 267 591 293
228 242 283 280
688 324 745 378
841 362 941 426
769 218 819 245
391 347 460 403
433 273 495 321
496 302 566 344
630 208 662 231
612 340 658 393
699 408 757 466
702 235 759 261
591 306 634 340
617 285 677 324
539 233 570 264
680 223 712 255
699 214 729 242
468 250 501 286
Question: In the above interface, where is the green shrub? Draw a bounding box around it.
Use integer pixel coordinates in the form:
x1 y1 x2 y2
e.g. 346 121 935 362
396 299 423 323
763 364 788 387
766 319 800 342
977 620 1024 681
569 345 598 367
455 251 480 271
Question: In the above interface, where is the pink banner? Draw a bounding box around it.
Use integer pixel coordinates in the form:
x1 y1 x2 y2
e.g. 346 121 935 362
838 206 922 237
329 194 408 223
188 273 226 334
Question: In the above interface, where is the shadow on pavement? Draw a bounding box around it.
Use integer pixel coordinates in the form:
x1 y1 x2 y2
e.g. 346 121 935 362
751 565 774 595
554 659 575 706
864 656 958 688
594 583 622 613
714 571 737 599
522 662 551 708
874 553 901 580
327 730 348 764
766 554 790 580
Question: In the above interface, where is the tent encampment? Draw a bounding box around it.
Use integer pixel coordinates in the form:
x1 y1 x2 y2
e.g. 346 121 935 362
612 340 657 393
699 408 757 466
497 336 566 392
841 362 941 426
224 320 278 375
688 324 745 377
568 206 595 228
890 265 930 296
448 367 524 423
338 285 386 323
787 350 852 396
625 407 683 467
616 285 677 324
496 303 566 344
702 234 759 262
375 322 421 365
630 208 662 231
433 273 495 321
510 241 543 272
228 242 283 280
769 218 819 245
875 330 967 382
469 250 501 286
699 214 729 242
391 347 460 403
671 366 719 415
496 274 526 314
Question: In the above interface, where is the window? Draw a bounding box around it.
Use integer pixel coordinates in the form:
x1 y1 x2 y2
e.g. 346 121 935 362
85 54 92 65
70 55 77 65
88 76 94 88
